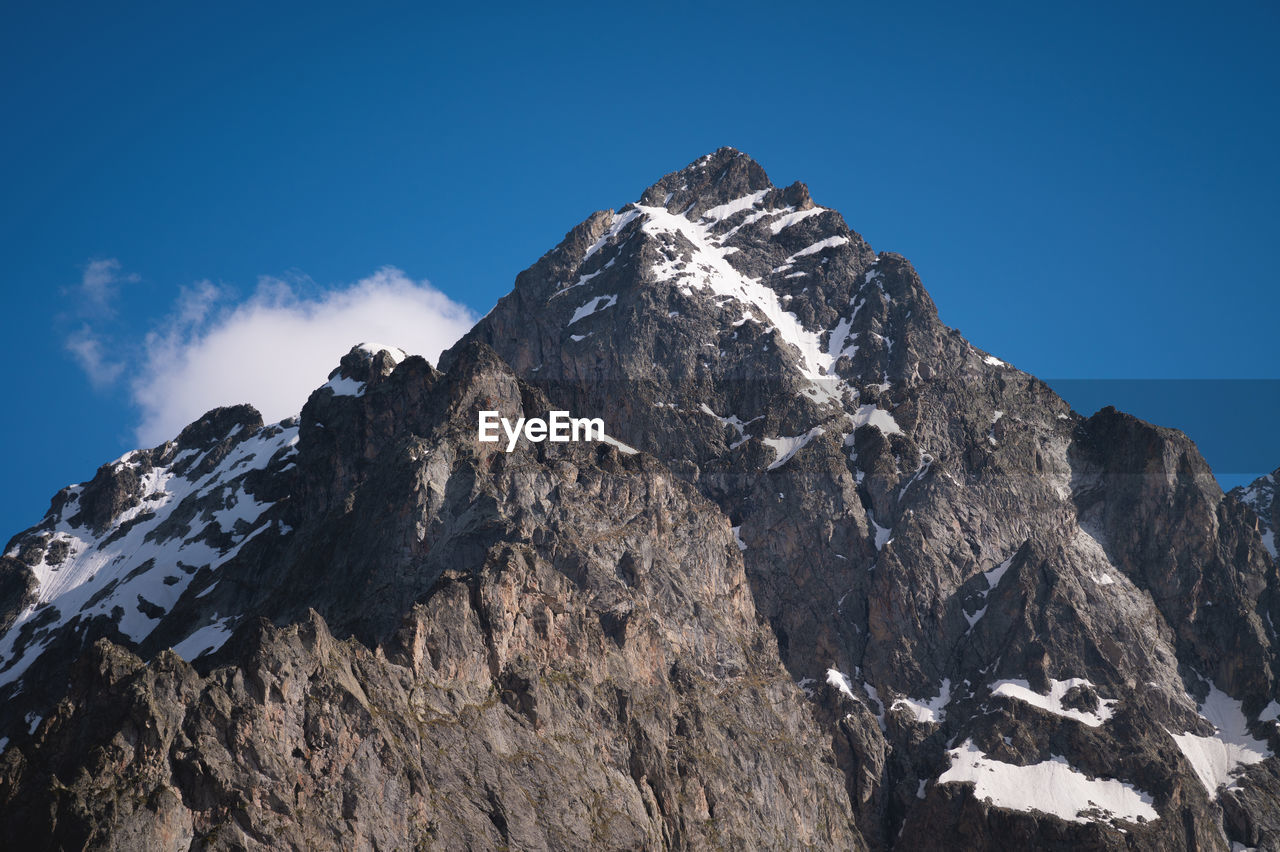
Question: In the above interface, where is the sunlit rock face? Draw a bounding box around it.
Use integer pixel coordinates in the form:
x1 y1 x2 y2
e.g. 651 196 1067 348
1 150 1278 850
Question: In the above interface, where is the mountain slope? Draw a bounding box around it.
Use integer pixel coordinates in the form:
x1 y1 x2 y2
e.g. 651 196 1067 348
2 149 1278 850
1232 468 1278 560
446 148 1280 849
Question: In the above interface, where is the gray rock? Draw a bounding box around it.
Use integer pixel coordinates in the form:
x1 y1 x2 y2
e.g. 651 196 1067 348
1 150 1277 849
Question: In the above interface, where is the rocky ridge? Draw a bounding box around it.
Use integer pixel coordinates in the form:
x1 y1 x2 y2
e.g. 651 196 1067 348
0 149 1278 850
1233 468 1279 561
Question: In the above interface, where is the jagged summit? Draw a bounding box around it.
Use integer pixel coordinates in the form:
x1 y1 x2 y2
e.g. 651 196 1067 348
447 147 938 417
1232 466 1279 558
630 147 817 219
635 147 774 216
322 342 410 396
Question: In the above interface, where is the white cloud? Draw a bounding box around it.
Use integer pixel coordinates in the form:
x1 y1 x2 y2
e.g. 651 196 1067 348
63 258 140 387
65 323 124 388
80 258 138 313
130 267 476 446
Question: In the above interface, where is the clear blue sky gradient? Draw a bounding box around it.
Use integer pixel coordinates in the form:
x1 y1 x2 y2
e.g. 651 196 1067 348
2 1 1278 539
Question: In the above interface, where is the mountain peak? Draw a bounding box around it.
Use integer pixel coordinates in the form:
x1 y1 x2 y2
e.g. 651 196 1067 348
637 147 774 219
5 151 1280 851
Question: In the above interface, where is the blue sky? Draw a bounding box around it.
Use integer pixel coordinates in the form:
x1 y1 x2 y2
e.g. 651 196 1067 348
2 1 1278 539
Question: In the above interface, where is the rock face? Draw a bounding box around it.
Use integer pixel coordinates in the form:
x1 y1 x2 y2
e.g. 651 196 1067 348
1233 468 1279 562
2 150 1279 850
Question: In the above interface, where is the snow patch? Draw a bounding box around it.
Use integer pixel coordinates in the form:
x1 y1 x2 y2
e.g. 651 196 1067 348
990 678 1116 728
826 668 857 701
985 553 1016 589
568 294 618 325
582 208 642 262
698 404 759 449
0 422 299 688
700 190 770 222
599 433 639 455
938 740 1158 825
786 236 849 261
768 207 826 234
357 342 407 363
892 679 951 724
851 403 903 436
871 515 892 551
323 374 366 397
172 615 237 660
637 204 837 382
1170 683 1272 796
763 427 824 471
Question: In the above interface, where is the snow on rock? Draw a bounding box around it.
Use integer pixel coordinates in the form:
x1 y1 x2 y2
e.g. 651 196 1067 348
826 310 861 362
826 667 857 701
171 614 238 661
763 427 825 470
1170 683 1272 796
767 207 827 234
731 525 747 552
323 375 366 397
985 553 1016 589
862 681 887 731
851 403 903 436
582 207 642 262
599 432 639 455
870 514 892 551
715 208 776 241
357 342 407 363
938 740 1158 825
990 677 1117 728
633 204 837 382
1235 473 1274 514
964 553 1017 632
0 421 300 688
786 236 849 262
581 201 869 415
568 294 618 325
892 679 951 724
700 190 770 222
1236 473 1277 557
899 457 933 502
983 355 1008 367
698 404 759 450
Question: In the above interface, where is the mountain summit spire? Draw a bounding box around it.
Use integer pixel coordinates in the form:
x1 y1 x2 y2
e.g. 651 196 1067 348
635 146 775 218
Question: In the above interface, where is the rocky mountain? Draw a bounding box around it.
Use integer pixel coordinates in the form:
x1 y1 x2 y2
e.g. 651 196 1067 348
2 148 1278 850
1232 470 1278 563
